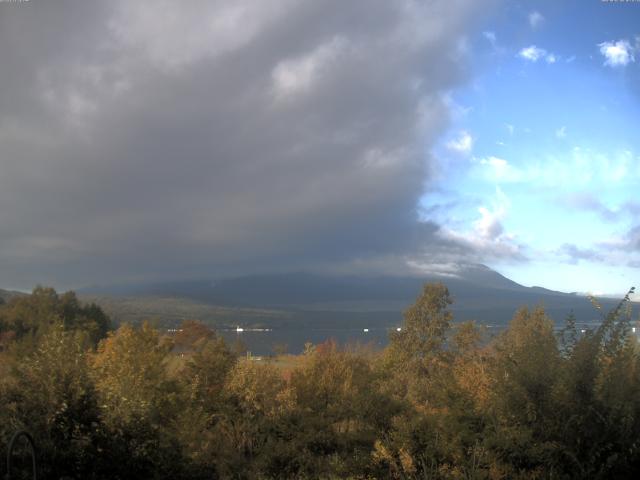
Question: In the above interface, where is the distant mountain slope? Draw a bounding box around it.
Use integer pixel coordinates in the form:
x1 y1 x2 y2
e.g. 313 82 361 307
83 264 554 304
79 264 634 328
0 288 26 303
78 294 291 329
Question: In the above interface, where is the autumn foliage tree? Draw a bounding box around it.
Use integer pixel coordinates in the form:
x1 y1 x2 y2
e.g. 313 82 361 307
1 283 640 479
0 286 110 346
90 322 184 478
0 323 104 480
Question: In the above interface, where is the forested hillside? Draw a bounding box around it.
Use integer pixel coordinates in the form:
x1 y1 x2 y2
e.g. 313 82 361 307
0 289 24 305
79 267 631 332
1 284 639 479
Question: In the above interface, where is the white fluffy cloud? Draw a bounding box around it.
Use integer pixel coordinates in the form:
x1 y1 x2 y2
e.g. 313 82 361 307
598 39 635 67
479 156 512 179
447 130 473 154
518 45 557 63
438 187 523 261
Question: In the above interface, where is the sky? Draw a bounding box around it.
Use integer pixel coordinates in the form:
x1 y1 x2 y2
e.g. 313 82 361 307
0 0 638 297
424 0 640 297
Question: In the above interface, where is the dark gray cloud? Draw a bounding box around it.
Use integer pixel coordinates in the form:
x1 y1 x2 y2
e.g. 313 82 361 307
0 0 496 289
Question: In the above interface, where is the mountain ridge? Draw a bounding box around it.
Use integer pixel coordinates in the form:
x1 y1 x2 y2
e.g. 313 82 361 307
0 288 26 303
74 264 632 330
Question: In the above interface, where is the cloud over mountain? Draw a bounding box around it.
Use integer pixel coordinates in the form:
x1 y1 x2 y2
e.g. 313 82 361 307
0 0 496 288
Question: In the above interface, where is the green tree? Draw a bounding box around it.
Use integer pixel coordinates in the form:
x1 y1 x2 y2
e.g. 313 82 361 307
285 341 398 479
0 286 110 346
0 322 105 480
381 282 454 408
211 359 288 479
397 283 452 352
485 306 562 477
551 289 640 478
176 334 237 479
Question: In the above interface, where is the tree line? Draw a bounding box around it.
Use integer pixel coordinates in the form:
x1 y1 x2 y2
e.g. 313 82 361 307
0 284 639 479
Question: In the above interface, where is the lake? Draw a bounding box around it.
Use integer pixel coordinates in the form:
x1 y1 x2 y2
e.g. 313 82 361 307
217 321 628 356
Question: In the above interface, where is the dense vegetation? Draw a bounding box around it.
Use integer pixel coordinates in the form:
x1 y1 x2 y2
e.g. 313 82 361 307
1 284 639 479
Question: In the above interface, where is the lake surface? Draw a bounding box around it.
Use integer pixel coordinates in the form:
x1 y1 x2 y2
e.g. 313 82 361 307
218 325 503 355
219 327 394 355
217 321 626 356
